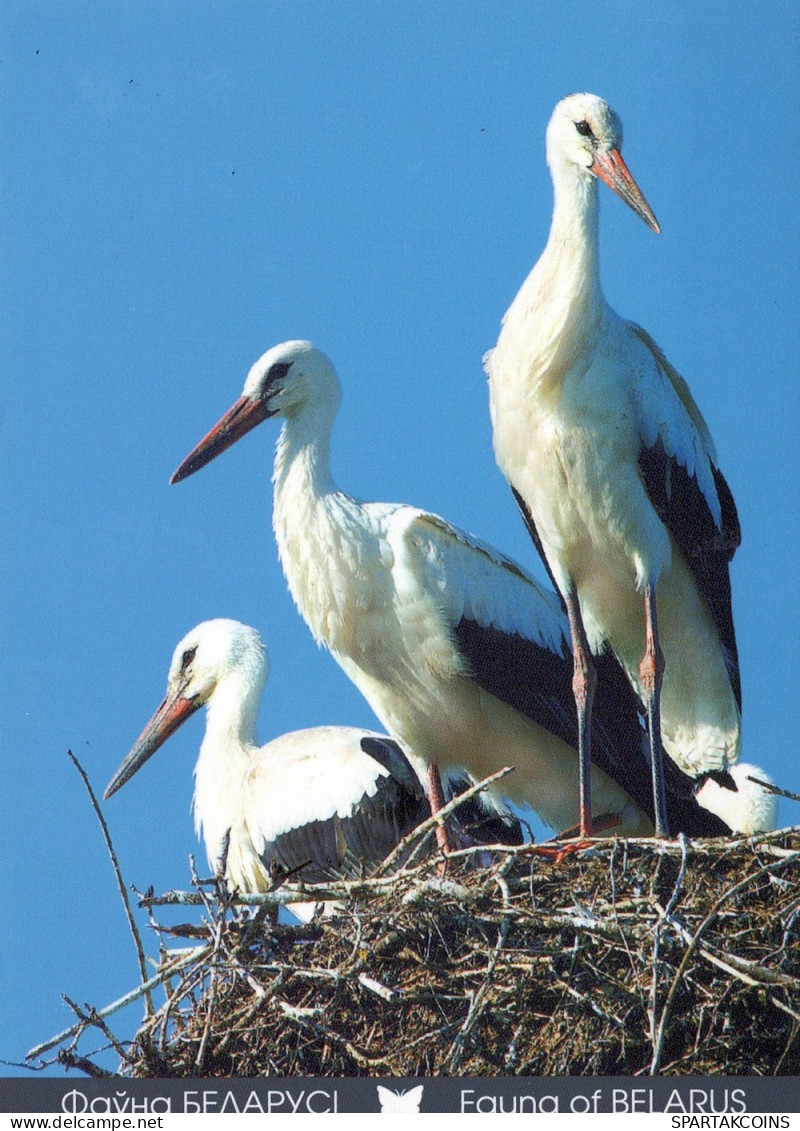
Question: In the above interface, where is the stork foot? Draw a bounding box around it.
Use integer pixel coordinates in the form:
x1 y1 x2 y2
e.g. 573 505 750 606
528 839 593 863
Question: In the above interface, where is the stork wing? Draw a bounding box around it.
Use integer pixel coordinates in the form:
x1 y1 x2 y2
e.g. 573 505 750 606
398 513 659 815
259 770 429 883
247 727 430 884
398 511 567 653
443 771 525 845
359 735 425 797
630 324 741 709
511 472 735 835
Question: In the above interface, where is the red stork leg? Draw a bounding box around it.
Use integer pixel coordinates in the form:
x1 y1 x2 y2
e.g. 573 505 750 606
640 582 669 837
427 762 453 862
565 583 597 837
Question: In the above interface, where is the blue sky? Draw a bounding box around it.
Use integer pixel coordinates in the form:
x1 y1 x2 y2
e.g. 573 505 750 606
2 1 798 1076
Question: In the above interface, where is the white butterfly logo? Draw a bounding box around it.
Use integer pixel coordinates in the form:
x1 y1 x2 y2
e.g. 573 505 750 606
376 1084 424 1113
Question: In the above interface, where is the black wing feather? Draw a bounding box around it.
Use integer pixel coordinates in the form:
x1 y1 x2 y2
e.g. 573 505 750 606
260 772 430 884
454 615 733 836
511 484 564 605
453 616 650 812
359 735 425 797
444 772 525 845
638 439 741 710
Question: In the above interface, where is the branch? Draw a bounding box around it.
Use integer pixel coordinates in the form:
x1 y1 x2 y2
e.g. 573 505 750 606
27 945 211 1060
374 765 516 877
67 750 153 1016
649 847 800 1074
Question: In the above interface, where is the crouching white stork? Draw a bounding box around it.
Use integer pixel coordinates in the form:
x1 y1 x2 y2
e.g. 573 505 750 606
103 619 523 895
486 93 743 837
694 765 779 836
168 341 743 840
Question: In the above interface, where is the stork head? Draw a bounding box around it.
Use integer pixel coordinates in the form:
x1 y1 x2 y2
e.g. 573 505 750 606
546 93 659 233
170 340 340 484
104 619 267 799
694 763 780 835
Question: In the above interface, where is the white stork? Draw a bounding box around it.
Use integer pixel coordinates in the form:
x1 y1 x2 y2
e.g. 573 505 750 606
486 93 743 837
694 765 778 837
103 618 523 894
168 341 746 840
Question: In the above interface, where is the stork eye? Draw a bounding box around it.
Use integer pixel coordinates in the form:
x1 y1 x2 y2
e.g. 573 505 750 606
181 647 197 670
575 120 594 138
267 361 292 384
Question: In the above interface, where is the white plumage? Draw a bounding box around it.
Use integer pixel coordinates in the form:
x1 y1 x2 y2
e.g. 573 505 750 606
486 93 743 835
104 619 436 892
694 765 778 837
169 340 745 839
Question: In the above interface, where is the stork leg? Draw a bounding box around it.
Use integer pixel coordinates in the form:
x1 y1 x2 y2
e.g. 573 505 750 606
427 762 453 856
640 582 669 837
565 583 596 837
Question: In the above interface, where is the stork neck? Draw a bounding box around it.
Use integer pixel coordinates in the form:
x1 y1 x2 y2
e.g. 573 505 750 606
200 673 261 755
192 672 263 860
271 409 352 646
273 411 336 504
542 160 602 300
497 162 605 402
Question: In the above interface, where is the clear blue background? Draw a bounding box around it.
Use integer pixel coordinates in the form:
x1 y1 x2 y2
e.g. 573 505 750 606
2 1 797 1076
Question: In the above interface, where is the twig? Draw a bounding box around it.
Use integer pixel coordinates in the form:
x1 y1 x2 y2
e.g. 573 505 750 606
448 914 509 1071
56 1049 113 1078
649 847 800 1074
656 902 799 990
358 973 400 1002
374 766 515 877
27 945 211 1060
62 997 134 1065
143 875 402 908
649 833 689 1068
67 750 154 1017
194 900 228 1072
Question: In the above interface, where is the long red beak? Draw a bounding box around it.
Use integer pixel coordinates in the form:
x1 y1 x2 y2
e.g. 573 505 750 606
593 148 660 234
170 395 272 484
104 690 201 799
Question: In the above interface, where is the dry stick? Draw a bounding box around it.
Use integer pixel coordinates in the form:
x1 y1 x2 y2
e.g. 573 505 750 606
142 874 402 909
28 944 212 1060
447 913 510 1072
649 834 689 1057
275 1001 385 1070
649 847 800 1075
656 903 800 990
67 750 154 1017
62 996 134 1065
57 1049 113 1079
745 776 800 804
608 839 651 1036
374 765 516 878
769 997 800 1025
194 921 224 1072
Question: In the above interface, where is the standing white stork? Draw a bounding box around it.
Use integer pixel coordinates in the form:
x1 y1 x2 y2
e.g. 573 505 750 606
168 340 742 839
103 618 523 894
486 93 743 837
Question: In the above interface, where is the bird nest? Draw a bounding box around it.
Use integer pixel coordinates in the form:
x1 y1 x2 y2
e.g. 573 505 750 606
56 827 799 1079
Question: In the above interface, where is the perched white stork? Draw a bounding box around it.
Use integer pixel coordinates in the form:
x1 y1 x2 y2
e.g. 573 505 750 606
168 340 744 839
103 618 523 893
486 93 743 837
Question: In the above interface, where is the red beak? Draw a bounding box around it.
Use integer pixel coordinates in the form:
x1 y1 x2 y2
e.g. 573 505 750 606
104 690 201 799
170 395 272 485
593 148 660 234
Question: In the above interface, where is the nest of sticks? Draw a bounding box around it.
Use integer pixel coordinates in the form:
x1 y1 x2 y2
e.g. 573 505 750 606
49 821 798 1079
